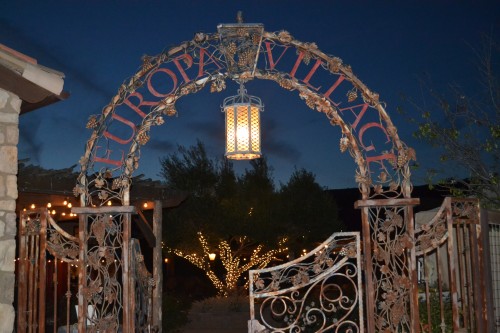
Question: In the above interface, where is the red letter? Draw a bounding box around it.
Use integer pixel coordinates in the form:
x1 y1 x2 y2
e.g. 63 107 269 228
123 92 158 118
173 54 193 83
323 75 346 105
147 68 178 98
93 146 124 167
338 103 369 130
103 113 137 145
197 48 223 78
264 42 290 70
357 122 390 152
301 59 323 91
366 152 396 173
289 51 305 78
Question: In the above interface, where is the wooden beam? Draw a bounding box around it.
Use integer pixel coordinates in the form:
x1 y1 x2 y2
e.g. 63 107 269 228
133 206 156 247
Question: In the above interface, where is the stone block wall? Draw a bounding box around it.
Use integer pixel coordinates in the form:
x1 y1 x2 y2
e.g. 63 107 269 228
0 88 21 332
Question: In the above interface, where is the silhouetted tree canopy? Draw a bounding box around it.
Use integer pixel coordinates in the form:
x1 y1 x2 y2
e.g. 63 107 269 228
159 140 343 255
402 34 499 208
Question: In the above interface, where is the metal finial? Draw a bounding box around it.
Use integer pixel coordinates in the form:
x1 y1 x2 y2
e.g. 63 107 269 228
237 11 243 23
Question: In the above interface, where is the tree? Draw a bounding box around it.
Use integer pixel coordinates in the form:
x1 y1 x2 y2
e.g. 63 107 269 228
172 232 286 296
277 168 342 253
404 35 500 208
160 141 342 295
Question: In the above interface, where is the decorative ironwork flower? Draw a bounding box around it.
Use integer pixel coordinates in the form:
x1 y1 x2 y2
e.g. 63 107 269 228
277 30 293 43
73 184 85 197
278 77 294 90
95 177 105 189
194 32 206 43
328 57 342 73
347 89 358 102
86 115 99 129
210 77 226 93
153 116 165 126
380 265 391 275
255 279 265 290
98 190 108 201
137 130 150 145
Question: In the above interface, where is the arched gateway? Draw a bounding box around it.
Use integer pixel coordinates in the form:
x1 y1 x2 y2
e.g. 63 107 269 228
17 16 489 333
75 18 417 333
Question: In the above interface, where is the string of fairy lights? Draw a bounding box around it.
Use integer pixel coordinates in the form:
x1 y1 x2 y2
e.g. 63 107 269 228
171 232 288 296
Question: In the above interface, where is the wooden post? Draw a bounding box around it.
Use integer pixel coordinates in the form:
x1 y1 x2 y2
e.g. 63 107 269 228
77 211 87 333
153 200 163 331
480 208 495 333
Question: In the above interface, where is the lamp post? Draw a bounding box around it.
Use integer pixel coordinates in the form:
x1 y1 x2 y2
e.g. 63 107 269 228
222 81 264 160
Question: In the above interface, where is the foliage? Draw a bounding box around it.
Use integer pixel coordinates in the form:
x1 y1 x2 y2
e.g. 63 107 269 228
403 34 500 208
277 168 342 253
172 232 287 296
418 292 453 333
160 141 342 294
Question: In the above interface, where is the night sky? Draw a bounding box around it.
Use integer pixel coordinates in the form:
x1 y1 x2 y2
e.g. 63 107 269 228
1 1 498 189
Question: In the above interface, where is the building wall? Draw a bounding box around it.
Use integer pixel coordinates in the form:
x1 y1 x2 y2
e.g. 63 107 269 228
0 88 20 332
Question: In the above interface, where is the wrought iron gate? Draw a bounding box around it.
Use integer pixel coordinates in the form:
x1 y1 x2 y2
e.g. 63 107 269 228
17 208 79 332
17 206 157 333
248 232 363 332
414 198 487 333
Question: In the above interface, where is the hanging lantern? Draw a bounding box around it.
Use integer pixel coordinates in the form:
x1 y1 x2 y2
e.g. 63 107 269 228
222 82 264 160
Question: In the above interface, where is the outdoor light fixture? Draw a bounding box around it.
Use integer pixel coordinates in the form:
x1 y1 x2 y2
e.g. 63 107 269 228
209 253 216 261
222 81 263 160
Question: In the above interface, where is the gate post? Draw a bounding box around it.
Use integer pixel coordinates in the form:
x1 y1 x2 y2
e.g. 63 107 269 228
17 209 48 333
152 200 163 331
73 205 137 333
356 198 420 333
480 208 496 333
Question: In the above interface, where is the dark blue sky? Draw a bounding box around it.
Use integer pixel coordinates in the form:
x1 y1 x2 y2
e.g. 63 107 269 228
2 1 498 189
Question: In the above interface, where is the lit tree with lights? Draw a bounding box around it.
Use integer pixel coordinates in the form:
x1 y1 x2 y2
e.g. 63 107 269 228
172 232 287 296
160 141 342 296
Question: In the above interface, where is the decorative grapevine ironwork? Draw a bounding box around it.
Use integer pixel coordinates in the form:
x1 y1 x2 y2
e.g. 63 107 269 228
368 206 413 333
131 239 156 332
81 212 125 332
249 232 363 332
76 23 415 207
450 197 479 223
415 197 480 255
46 214 79 262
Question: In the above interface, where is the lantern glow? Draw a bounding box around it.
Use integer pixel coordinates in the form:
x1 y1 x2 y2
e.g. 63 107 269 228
222 82 263 160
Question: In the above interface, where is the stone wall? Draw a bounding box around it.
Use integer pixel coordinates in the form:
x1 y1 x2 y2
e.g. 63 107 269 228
0 88 21 332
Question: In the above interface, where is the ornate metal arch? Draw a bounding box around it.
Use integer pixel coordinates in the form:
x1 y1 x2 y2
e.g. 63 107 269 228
74 23 415 207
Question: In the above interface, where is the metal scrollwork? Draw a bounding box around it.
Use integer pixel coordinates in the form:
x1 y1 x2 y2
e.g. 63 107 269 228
415 200 448 255
368 206 413 332
82 213 124 332
46 214 79 262
249 232 363 332
131 239 155 332
77 23 415 207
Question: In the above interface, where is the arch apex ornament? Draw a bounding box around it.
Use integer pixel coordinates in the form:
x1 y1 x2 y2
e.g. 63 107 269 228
76 21 416 207
217 21 264 78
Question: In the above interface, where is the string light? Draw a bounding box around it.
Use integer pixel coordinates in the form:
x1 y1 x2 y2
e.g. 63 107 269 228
172 231 288 296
